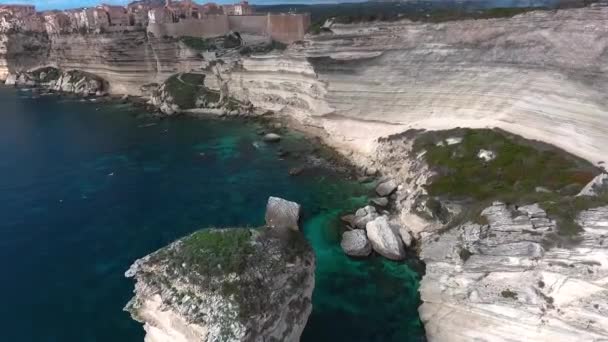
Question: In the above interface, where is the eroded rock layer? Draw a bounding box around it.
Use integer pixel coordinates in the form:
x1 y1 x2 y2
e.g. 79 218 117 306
419 203 608 341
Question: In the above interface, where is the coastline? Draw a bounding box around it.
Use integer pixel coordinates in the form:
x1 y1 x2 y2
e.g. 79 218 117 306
5 5 608 338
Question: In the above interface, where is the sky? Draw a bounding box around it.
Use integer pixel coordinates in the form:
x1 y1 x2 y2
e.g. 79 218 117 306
0 0 356 11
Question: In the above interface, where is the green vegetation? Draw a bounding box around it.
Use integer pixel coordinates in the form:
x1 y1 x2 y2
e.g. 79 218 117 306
30 67 61 82
179 36 216 51
164 73 220 109
414 128 605 236
181 228 255 276
148 226 312 324
501 289 518 300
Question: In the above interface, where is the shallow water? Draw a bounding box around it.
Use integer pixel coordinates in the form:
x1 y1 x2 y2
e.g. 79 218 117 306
0 87 424 341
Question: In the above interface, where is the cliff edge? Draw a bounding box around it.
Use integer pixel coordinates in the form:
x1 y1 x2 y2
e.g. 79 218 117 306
124 198 315 342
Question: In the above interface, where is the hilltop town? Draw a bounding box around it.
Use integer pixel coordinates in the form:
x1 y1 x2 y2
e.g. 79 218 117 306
0 1 310 43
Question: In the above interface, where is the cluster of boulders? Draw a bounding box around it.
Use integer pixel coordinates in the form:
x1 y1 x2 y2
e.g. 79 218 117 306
340 178 413 260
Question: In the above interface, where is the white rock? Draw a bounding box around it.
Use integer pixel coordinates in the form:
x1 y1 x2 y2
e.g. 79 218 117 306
376 179 397 196
477 149 496 162
446 137 463 145
340 229 372 257
265 196 300 230
263 133 281 143
366 216 405 260
399 226 413 248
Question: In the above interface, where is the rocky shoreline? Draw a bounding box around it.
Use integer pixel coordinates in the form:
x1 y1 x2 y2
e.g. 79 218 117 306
5 5 608 340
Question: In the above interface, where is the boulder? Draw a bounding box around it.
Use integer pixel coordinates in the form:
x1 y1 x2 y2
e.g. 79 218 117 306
365 167 378 176
577 173 608 197
265 196 301 231
340 230 372 257
263 133 281 143
353 205 378 229
376 179 397 197
366 216 405 260
371 197 389 207
477 149 496 162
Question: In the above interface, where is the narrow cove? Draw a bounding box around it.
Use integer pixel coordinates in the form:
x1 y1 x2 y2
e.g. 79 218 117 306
0 87 424 341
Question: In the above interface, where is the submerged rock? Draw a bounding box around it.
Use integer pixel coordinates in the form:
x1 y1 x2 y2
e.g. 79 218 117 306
265 196 301 231
341 229 372 257
263 133 281 143
366 216 405 260
125 208 314 342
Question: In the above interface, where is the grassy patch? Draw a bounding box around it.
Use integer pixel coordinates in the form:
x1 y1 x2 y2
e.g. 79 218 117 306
179 36 216 51
30 67 61 82
415 128 603 236
148 226 313 325
164 73 220 109
181 228 256 276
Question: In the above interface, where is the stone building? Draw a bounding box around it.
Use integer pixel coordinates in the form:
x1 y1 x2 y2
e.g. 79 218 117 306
166 0 202 20
0 5 36 18
42 11 72 35
100 4 130 26
223 1 253 16
200 3 223 15
128 3 153 27
148 7 174 24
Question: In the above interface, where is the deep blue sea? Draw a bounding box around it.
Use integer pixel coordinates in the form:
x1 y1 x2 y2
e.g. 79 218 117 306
0 87 423 342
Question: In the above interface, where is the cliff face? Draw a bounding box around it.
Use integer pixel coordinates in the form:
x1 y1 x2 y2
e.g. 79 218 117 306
0 31 207 95
211 6 608 166
419 203 608 341
4 7 608 165
125 227 315 342
0 32 49 80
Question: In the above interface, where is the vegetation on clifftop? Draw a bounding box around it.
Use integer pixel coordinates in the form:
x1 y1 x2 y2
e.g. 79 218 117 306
179 36 217 51
414 128 606 237
145 227 313 324
164 73 220 109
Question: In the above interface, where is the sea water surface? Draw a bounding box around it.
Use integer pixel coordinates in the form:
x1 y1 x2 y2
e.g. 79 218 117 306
0 87 423 342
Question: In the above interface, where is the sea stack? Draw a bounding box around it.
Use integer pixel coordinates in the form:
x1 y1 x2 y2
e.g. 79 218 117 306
124 197 314 342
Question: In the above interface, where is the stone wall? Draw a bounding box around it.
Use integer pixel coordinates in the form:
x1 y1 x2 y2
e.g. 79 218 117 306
147 13 310 43
227 14 267 35
267 13 310 43
147 15 230 38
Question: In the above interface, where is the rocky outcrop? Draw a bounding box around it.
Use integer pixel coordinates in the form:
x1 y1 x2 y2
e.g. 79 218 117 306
418 202 608 341
125 198 314 342
366 216 406 261
9 67 106 95
265 196 301 231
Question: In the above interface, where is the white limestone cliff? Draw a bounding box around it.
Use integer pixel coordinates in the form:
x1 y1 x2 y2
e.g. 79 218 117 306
418 202 608 341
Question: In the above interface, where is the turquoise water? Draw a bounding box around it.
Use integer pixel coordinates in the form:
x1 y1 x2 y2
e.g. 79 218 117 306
0 87 424 341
